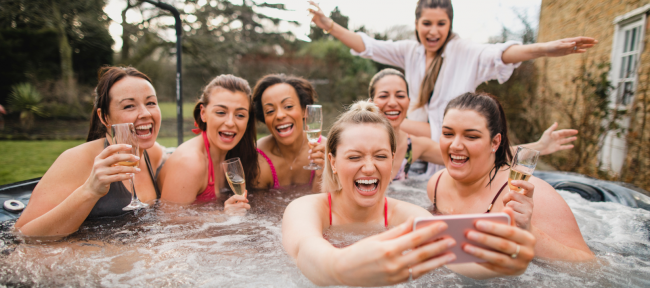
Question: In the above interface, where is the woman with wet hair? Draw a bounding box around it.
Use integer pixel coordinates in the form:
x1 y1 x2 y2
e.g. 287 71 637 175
282 101 537 286
428 92 594 261
159 75 258 211
310 0 593 174
252 74 326 191
368 68 578 180
15 66 165 236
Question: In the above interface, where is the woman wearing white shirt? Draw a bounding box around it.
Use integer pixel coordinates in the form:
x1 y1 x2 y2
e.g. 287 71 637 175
310 0 596 173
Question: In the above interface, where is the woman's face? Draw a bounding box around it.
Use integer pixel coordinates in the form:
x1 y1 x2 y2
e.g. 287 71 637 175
104 76 161 150
261 83 305 146
329 124 393 208
200 88 250 152
440 109 501 183
416 8 451 55
371 75 409 129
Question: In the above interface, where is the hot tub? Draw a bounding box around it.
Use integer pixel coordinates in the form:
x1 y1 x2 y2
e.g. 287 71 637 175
0 176 649 287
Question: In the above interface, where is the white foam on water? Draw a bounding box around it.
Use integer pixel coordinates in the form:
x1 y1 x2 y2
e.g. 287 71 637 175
0 182 649 287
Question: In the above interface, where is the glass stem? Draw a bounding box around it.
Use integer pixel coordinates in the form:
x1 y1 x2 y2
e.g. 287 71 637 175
129 178 138 202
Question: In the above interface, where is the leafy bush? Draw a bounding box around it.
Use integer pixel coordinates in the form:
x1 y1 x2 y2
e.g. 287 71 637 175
7 82 47 129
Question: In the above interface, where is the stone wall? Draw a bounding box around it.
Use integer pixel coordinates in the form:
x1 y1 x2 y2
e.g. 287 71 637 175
536 0 650 186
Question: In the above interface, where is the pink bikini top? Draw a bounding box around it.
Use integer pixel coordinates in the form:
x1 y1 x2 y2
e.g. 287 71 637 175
328 193 388 228
257 136 321 189
195 131 216 202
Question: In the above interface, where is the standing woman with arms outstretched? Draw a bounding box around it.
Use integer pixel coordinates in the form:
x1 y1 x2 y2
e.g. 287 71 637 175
158 75 257 211
310 0 595 172
15 67 165 236
252 74 326 191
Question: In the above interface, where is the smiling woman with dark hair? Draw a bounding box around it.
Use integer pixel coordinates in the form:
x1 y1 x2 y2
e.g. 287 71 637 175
159 74 258 211
15 66 165 236
252 74 326 191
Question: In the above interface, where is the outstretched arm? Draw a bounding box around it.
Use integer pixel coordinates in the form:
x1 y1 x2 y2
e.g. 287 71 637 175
517 122 578 156
309 1 365 52
502 36 597 64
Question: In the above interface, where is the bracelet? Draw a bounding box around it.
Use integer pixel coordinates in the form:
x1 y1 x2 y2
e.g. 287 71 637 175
323 20 334 34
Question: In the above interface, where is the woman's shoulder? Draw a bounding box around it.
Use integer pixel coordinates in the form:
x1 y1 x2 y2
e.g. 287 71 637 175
161 136 205 172
256 135 275 152
286 193 329 213
57 139 104 165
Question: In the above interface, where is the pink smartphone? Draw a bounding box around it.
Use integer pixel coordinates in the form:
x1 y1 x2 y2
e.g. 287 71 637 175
412 213 511 264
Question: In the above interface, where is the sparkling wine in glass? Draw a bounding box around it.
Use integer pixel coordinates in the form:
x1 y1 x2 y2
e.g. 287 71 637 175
222 158 246 196
303 104 322 170
508 146 540 193
111 123 149 211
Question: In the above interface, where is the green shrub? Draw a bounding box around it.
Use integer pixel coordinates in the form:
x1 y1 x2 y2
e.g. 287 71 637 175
7 83 47 129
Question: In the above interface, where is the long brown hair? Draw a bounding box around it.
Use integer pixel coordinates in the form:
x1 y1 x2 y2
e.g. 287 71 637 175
193 74 259 187
444 92 512 186
322 101 396 193
87 66 152 142
415 0 455 109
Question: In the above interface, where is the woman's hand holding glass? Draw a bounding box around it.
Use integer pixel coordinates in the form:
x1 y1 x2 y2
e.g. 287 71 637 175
502 180 535 231
460 208 536 276
224 192 250 216
307 141 326 174
83 144 141 198
330 218 456 286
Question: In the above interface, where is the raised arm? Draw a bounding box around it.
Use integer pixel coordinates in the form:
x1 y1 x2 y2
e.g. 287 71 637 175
309 1 365 52
400 119 432 138
15 143 139 236
516 122 578 156
502 36 597 64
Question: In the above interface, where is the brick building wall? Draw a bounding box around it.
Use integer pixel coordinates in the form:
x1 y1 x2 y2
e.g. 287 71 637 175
536 0 650 180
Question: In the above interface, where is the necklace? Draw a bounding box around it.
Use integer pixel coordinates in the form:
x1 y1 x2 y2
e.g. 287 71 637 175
275 134 306 171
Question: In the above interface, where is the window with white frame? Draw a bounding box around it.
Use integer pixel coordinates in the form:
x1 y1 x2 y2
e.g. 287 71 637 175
611 8 647 106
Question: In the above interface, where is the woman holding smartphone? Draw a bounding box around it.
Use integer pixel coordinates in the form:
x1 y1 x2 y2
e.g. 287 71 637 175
428 92 594 261
159 75 257 210
368 68 578 180
15 66 165 236
282 101 536 286
310 0 596 174
252 74 326 191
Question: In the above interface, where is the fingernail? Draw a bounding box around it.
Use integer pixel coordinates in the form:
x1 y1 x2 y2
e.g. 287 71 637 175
126 144 132 148
447 239 456 248
135 167 141 172
476 221 488 230
135 156 140 160
308 156 311 160
308 149 312 153
464 245 476 254
445 254 456 263
467 231 478 241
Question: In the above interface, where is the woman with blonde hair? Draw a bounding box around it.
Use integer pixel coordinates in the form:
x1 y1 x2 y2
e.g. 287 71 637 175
282 101 536 286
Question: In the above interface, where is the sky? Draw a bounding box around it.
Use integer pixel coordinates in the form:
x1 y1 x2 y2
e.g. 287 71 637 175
104 0 542 51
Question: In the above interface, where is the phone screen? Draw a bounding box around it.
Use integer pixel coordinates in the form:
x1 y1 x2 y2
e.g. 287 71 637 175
412 213 510 264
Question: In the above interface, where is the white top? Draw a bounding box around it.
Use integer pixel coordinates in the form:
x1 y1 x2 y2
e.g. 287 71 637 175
352 32 521 174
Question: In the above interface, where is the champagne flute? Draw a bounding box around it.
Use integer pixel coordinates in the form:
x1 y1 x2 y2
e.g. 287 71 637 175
222 157 246 196
508 146 540 193
303 104 322 170
111 123 149 211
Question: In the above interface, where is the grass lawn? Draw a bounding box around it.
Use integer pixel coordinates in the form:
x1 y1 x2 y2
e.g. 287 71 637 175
0 134 270 186
158 102 196 120
0 140 83 185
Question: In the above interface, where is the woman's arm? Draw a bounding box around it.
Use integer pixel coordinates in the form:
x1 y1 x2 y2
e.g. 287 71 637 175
283 195 455 286
502 37 597 64
516 122 578 156
400 119 431 138
309 2 365 52
411 136 444 165
15 143 139 236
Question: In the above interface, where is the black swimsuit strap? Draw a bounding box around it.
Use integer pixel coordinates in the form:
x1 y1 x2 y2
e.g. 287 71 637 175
104 138 161 199
433 171 508 214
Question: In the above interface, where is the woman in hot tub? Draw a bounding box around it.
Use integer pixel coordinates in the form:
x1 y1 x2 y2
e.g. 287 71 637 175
282 101 536 286
16 66 165 236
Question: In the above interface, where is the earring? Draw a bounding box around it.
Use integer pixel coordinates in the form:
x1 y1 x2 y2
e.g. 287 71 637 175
492 149 495 152
333 170 337 174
